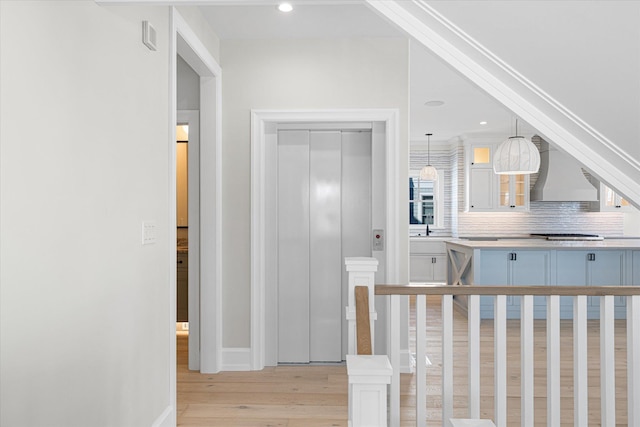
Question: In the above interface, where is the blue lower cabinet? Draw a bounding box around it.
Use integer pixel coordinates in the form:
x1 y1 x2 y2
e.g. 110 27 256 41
477 250 550 319
557 250 626 319
476 249 628 320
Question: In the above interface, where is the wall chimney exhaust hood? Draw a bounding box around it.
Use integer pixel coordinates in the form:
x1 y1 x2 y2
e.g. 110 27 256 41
530 139 598 202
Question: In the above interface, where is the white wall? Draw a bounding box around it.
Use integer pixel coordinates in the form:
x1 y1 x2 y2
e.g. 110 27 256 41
429 0 640 160
0 2 172 425
220 37 409 347
177 55 199 111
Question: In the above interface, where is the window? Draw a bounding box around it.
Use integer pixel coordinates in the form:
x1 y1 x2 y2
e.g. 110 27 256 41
410 177 434 225
409 171 443 232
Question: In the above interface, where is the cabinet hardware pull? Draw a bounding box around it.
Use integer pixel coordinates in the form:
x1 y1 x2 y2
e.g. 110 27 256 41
432 257 436 263
178 260 183 264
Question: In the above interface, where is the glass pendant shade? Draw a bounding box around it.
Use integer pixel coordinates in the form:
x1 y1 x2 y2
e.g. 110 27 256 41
420 132 439 181
493 135 540 175
420 165 439 181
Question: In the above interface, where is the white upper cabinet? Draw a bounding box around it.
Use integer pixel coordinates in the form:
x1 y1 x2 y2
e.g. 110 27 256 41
594 182 634 212
466 143 530 212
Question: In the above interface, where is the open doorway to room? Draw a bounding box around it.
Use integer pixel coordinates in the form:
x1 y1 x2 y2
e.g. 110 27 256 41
175 109 199 371
170 9 223 393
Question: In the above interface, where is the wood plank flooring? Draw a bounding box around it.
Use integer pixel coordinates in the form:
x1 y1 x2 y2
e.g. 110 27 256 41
177 295 630 426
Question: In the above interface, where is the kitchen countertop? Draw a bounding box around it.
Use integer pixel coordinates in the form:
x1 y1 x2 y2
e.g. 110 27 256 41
446 238 640 249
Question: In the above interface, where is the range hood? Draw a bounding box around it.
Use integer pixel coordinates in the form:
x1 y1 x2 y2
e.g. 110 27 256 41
530 139 598 202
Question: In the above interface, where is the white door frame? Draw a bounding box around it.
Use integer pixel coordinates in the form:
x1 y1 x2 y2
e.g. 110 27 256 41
250 109 402 370
169 7 223 419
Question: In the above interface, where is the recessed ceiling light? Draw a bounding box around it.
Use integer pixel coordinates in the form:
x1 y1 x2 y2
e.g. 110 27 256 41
278 3 293 12
480 121 487 125
424 100 445 107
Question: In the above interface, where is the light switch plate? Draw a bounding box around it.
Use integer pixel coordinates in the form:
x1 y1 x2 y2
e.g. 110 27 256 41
142 221 157 245
372 229 384 251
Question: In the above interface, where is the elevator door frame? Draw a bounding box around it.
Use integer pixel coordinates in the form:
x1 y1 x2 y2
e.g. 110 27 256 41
250 109 404 370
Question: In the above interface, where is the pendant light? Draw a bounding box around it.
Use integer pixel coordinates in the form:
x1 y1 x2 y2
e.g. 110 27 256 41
493 119 540 174
419 133 439 181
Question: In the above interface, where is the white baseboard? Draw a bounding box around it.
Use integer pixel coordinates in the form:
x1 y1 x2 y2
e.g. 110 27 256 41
221 347 251 371
151 406 173 427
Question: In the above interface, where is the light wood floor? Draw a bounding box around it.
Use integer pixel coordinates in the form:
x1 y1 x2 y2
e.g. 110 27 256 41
177 295 630 426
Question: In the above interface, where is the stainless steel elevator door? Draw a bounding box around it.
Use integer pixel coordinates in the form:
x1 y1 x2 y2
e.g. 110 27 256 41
277 128 371 363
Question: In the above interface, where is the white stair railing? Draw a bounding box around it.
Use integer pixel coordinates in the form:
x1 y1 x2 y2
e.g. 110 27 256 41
377 284 640 427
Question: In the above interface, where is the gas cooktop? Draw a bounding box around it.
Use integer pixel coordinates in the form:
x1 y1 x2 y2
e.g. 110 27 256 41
530 233 604 241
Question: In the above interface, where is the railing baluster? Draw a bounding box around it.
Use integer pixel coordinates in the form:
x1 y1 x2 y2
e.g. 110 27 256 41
389 294 400 427
442 295 453 426
574 295 588 427
468 294 480 419
521 295 534 427
416 295 426 427
600 295 616 427
546 295 561 427
629 295 640 427
494 295 507 427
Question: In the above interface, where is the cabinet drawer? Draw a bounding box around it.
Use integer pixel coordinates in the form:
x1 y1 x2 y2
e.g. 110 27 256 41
410 240 445 255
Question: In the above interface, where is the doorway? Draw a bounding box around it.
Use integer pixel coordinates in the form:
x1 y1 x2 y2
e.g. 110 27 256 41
171 9 223 381
277 128 372 363
176 110 200 370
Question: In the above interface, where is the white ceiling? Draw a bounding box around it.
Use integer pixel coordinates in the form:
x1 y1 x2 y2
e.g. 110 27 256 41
199 2 532 145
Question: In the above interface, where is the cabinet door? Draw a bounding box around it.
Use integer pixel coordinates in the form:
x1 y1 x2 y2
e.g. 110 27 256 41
469 168 494 210
478 250 509 318
433 255 447 282
510 251 550 318
588 250 625 318
498 174 528 210
177 253 189 322
556 251 589 319
632 251 640 285
410 255 431 282
600 184 633 211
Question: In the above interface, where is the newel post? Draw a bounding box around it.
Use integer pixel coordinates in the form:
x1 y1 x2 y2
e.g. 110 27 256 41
345 257 379 355
345 257 391 427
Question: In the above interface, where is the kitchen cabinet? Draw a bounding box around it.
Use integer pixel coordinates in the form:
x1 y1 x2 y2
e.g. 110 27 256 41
410 239 447 282
477 249 550 319
556 250 626 319
497 173 528 210
177 252 188 322
592 182 634 212
469 168 494 210
466 143 529 212
633 251 640 285
447 240 639 320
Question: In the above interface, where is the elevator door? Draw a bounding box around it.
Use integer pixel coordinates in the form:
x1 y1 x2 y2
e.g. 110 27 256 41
277 128 371 363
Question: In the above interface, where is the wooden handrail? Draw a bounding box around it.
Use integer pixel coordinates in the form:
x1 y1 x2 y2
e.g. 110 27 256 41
375 284 640 296
354 285 372 355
